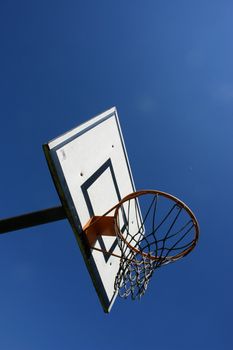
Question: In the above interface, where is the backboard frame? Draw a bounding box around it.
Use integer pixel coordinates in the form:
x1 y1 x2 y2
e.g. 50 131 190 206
43 107 137 312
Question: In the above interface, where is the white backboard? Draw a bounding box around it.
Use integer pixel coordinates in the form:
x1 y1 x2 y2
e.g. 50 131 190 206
43 107 137 312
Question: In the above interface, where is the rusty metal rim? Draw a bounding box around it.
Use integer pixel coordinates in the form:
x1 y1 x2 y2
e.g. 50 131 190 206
113 190 200 262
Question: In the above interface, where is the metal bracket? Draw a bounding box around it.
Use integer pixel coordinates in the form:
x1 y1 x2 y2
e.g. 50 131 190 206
83 216 116 247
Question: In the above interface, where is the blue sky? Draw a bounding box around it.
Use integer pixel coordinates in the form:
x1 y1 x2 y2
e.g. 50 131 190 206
0 0 233 349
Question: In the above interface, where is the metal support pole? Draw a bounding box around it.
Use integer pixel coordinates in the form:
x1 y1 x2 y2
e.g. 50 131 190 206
0 206 67 234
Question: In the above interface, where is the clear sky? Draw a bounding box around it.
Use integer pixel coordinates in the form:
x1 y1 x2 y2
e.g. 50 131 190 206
0 0 232 349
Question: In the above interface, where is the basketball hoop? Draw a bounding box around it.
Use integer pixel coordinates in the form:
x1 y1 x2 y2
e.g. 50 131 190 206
83 189 199 300
0 106 200 312
113 190 199 299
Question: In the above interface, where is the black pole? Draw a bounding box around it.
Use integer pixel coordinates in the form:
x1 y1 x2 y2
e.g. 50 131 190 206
0 206 67 234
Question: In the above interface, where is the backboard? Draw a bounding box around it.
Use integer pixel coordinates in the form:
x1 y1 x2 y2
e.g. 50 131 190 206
43 107 137 312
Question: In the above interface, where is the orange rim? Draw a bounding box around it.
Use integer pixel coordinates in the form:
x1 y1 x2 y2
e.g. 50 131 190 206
113 190 200 262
